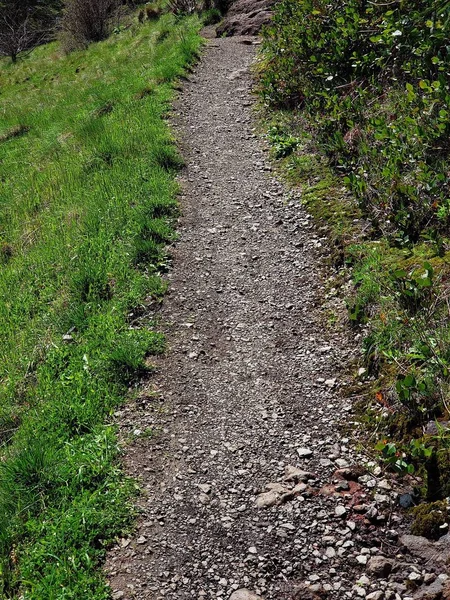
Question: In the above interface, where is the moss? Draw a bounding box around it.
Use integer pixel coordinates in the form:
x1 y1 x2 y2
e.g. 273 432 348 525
436 449 450 499
411 501 448 539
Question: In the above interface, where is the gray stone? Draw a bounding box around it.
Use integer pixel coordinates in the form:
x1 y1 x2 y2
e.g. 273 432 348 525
413 578 444 599
401 534 450 566
297 447 313 458
229 590 263 600
255 490 279 508
284 465 314 482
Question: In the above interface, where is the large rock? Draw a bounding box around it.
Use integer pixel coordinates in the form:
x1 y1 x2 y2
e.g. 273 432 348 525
401 534 450 566
413 578 444 599
216 0 275 36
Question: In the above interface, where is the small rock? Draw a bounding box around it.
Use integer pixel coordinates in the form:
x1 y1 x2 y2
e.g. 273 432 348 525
284 465 314 482
366 555 393 577
408 572 423 583
229 590 263 600
198 483 211 494
377 478 392 491
399 493 416 508
112 593 125 600
136 536 147 545
297 448 313 458
335 505 347 518
256 490 279 508
366 593 383 600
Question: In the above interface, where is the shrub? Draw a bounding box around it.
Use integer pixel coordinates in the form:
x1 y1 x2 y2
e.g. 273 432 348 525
168 0 197 15
259 0 450 244
60 0 122 49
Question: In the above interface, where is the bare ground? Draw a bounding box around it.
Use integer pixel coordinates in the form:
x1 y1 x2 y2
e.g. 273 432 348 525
106 36 417 600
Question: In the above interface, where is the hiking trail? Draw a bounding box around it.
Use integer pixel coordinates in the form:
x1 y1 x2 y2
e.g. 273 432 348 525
106 33 400 600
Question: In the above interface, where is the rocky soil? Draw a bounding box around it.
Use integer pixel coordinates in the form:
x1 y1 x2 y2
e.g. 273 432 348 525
106 35 450 600
215 0 274 37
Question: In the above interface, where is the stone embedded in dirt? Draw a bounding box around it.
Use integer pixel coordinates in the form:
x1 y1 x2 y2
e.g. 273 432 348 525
229 589 263 600
336 480 350 491
198 492 210 504
112 592 125 600
413 578 444 599
336 465 366 481
377 478 392 491
335 505 347 517
366 592 383 600
284 464 314 482
366 555 393 577
216 0 275 37
198 483 212 494
255 490 280 508
401 534 450 566
292 584 322 599
136 535 147 545
297 447 313 458
265 482 287 494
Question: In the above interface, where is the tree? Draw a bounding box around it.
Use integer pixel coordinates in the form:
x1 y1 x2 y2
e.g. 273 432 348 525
0 0 62 62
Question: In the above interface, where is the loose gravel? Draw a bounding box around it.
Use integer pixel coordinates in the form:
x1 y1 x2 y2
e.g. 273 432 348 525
106 35 446 600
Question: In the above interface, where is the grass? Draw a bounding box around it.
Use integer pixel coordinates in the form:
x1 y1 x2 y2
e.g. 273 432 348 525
0 12 202 598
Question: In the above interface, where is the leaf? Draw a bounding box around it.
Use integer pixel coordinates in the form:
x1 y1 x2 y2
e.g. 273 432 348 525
403 374 416 387
392 268 407 278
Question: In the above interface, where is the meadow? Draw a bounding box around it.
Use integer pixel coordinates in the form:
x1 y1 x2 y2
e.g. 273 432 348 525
0 12 201 598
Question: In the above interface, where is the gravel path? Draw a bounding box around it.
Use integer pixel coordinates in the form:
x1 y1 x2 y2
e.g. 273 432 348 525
106 36 422 600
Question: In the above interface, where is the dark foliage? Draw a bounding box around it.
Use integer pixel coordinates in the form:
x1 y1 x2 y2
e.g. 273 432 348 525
0 0 62 61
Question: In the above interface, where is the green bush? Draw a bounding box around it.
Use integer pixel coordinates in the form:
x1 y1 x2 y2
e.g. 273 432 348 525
260 0 450 244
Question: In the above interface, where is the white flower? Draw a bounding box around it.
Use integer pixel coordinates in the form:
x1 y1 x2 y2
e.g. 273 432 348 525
392 30 402 36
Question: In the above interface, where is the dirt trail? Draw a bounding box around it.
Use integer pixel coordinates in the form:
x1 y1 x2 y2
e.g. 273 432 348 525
106 35 381 600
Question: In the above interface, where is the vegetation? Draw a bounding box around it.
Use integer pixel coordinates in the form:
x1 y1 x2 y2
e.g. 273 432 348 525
0 0 63 61
258 0 450 505
60 0 124 49
0 11 202 598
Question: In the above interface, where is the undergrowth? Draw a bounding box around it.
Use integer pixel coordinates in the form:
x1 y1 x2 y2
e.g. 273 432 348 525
258 0 450 510
0 12 202 598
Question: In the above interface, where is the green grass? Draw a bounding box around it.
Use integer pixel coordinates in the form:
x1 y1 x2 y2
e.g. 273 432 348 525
0 13 202 598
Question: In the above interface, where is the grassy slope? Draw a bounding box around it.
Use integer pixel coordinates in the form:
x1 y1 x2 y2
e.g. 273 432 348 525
0 13 201 598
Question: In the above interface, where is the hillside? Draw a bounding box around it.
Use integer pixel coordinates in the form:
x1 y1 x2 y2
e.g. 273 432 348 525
259 1 450 506
0 12 201 598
